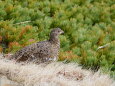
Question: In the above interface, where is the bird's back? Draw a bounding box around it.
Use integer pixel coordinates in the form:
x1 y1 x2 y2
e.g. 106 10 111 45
11 42 38 61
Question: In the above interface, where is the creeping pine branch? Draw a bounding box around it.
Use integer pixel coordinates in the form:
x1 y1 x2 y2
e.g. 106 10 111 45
13 21 31 25
97 43 110 50
97 40 115 51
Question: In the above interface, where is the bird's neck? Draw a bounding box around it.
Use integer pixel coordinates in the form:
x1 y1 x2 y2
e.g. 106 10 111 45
49 36 60 45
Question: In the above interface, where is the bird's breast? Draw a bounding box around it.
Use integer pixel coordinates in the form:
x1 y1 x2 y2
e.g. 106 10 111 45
51 44 60 55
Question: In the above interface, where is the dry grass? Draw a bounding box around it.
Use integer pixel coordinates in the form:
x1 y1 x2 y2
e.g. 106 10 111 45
0 54 115 86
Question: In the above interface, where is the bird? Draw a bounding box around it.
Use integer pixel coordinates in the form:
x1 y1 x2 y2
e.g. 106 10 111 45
10 28 64 63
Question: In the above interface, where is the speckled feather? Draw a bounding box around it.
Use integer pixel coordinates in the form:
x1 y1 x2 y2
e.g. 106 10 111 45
10 28 64 63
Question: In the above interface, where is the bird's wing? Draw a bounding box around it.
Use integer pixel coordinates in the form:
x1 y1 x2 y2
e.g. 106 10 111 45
32 41 52 56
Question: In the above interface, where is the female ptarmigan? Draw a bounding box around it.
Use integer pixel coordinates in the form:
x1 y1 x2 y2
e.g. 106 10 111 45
10 28 64 63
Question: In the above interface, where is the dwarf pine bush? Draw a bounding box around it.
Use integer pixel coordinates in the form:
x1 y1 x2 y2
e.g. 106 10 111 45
0 0 114 77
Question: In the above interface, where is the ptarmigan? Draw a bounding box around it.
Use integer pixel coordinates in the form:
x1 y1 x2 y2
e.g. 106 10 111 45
10 28 64 63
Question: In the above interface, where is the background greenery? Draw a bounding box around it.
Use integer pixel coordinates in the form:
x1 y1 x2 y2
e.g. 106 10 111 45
0 0 115 78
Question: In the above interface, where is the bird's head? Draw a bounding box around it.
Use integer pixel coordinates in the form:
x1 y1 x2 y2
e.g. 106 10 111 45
49 28 64 43
50 28 64 36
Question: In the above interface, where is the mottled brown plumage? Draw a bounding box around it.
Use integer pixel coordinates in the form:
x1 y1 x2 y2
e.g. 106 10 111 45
10 28 64 63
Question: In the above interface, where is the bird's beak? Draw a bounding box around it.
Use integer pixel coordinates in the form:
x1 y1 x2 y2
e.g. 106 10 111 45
61 31 64 35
